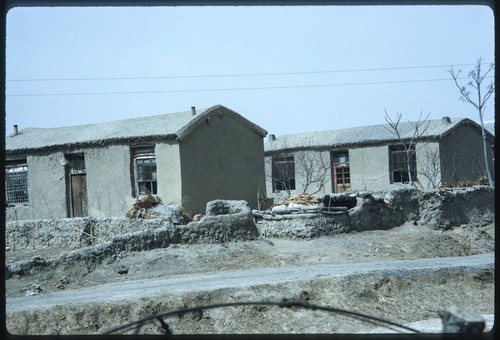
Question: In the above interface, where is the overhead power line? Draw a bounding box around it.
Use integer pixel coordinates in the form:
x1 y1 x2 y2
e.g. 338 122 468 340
5 63 483 82
6 76 490 97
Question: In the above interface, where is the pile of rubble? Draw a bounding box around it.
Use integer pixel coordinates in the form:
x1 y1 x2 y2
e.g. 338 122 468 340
126 193 163 218
126 194 189 224
255 193 357 217
274 193 321 206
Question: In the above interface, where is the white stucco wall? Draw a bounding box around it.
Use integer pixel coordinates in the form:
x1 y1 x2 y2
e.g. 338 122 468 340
22 152 67 220
6 145 139 221
265 146 392 199
349 146 391 192
265 149 335 200
295 150 333 195
156 141 183 205
85 145 134 217
265 142 457 198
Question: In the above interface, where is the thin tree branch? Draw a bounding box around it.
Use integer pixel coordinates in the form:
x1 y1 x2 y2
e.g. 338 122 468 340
449 59 495 186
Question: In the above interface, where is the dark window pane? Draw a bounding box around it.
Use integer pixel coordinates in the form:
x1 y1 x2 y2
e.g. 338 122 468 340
272 155 296 192
135 156 157 195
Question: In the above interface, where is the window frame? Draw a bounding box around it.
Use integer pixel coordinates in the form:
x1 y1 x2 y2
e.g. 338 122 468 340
5 161 29 206
66 153 86 174
132 147 158 197
389 145 418 184
271 154 296 193
331 151 351 185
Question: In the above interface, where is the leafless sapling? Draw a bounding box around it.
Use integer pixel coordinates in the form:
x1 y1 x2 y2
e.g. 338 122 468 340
294 146 330 195
384 110 431 186
450 59 495 187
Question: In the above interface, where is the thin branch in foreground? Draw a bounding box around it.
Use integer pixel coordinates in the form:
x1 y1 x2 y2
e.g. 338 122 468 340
103 299 421 335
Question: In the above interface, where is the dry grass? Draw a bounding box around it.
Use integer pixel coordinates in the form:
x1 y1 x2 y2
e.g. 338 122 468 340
126 192 162 218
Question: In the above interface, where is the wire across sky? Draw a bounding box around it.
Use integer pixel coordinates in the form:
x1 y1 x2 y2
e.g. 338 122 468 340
6 62 494 97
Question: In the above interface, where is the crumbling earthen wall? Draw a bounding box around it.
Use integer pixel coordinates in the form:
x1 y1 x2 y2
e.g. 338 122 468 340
255 186 494 239
5 186 495 248
417 186 495 229
5 200 260 251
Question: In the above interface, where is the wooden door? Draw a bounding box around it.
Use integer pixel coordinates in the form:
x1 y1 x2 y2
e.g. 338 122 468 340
71 174 88 217
333 164 351 193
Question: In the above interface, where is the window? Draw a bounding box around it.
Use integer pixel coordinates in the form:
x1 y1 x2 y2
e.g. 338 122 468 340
66 153 86 174
332 152 349 165
331 151 351 193
5 162 29 205
133 147 157 196
272 155 295 192
390 145 417 183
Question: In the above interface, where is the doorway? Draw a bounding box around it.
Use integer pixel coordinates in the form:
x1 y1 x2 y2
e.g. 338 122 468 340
331 151 351 193
66 153 88 217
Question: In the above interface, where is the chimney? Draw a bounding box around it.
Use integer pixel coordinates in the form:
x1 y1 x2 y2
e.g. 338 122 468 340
191 106 196 116
269 134 276 141
13 125 18 136
442 117 451 124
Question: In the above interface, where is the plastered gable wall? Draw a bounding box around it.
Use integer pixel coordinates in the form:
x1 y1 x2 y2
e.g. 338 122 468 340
156 141 182 205
85 145 134 217
179 110 266 216
439 124 494 184
350 145 390 191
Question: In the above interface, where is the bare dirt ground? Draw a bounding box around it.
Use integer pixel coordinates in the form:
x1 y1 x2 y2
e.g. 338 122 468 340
4 221 496 335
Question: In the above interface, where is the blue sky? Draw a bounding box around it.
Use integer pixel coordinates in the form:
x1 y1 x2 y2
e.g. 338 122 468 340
5 4 495 137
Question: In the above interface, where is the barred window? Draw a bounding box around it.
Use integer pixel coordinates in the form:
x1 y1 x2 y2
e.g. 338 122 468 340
5 163 29 205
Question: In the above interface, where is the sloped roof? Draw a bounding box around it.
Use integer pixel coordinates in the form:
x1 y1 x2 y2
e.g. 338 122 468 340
483 121 495 135
265 117 493 153
6 105 267 153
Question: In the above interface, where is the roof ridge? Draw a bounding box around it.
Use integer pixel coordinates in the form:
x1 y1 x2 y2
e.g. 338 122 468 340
268 116 468 139
14 107 213 132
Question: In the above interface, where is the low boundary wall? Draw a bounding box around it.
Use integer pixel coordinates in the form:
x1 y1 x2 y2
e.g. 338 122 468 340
5 200 259 251
5 186 495 248
255 186 495 239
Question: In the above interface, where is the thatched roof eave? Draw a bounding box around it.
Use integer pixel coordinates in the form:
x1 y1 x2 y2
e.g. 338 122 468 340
264 135 441 155
5 134 178 154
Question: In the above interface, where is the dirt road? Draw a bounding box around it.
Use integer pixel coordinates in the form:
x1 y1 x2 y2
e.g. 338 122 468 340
5 223 495 335
7 252 494 313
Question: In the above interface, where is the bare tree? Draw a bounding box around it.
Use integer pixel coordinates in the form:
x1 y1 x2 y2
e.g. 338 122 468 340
267 146 295 196
267 138 331 196
450 59 495 187
295 148 330 195
384 110 431 186
416 147 442 190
